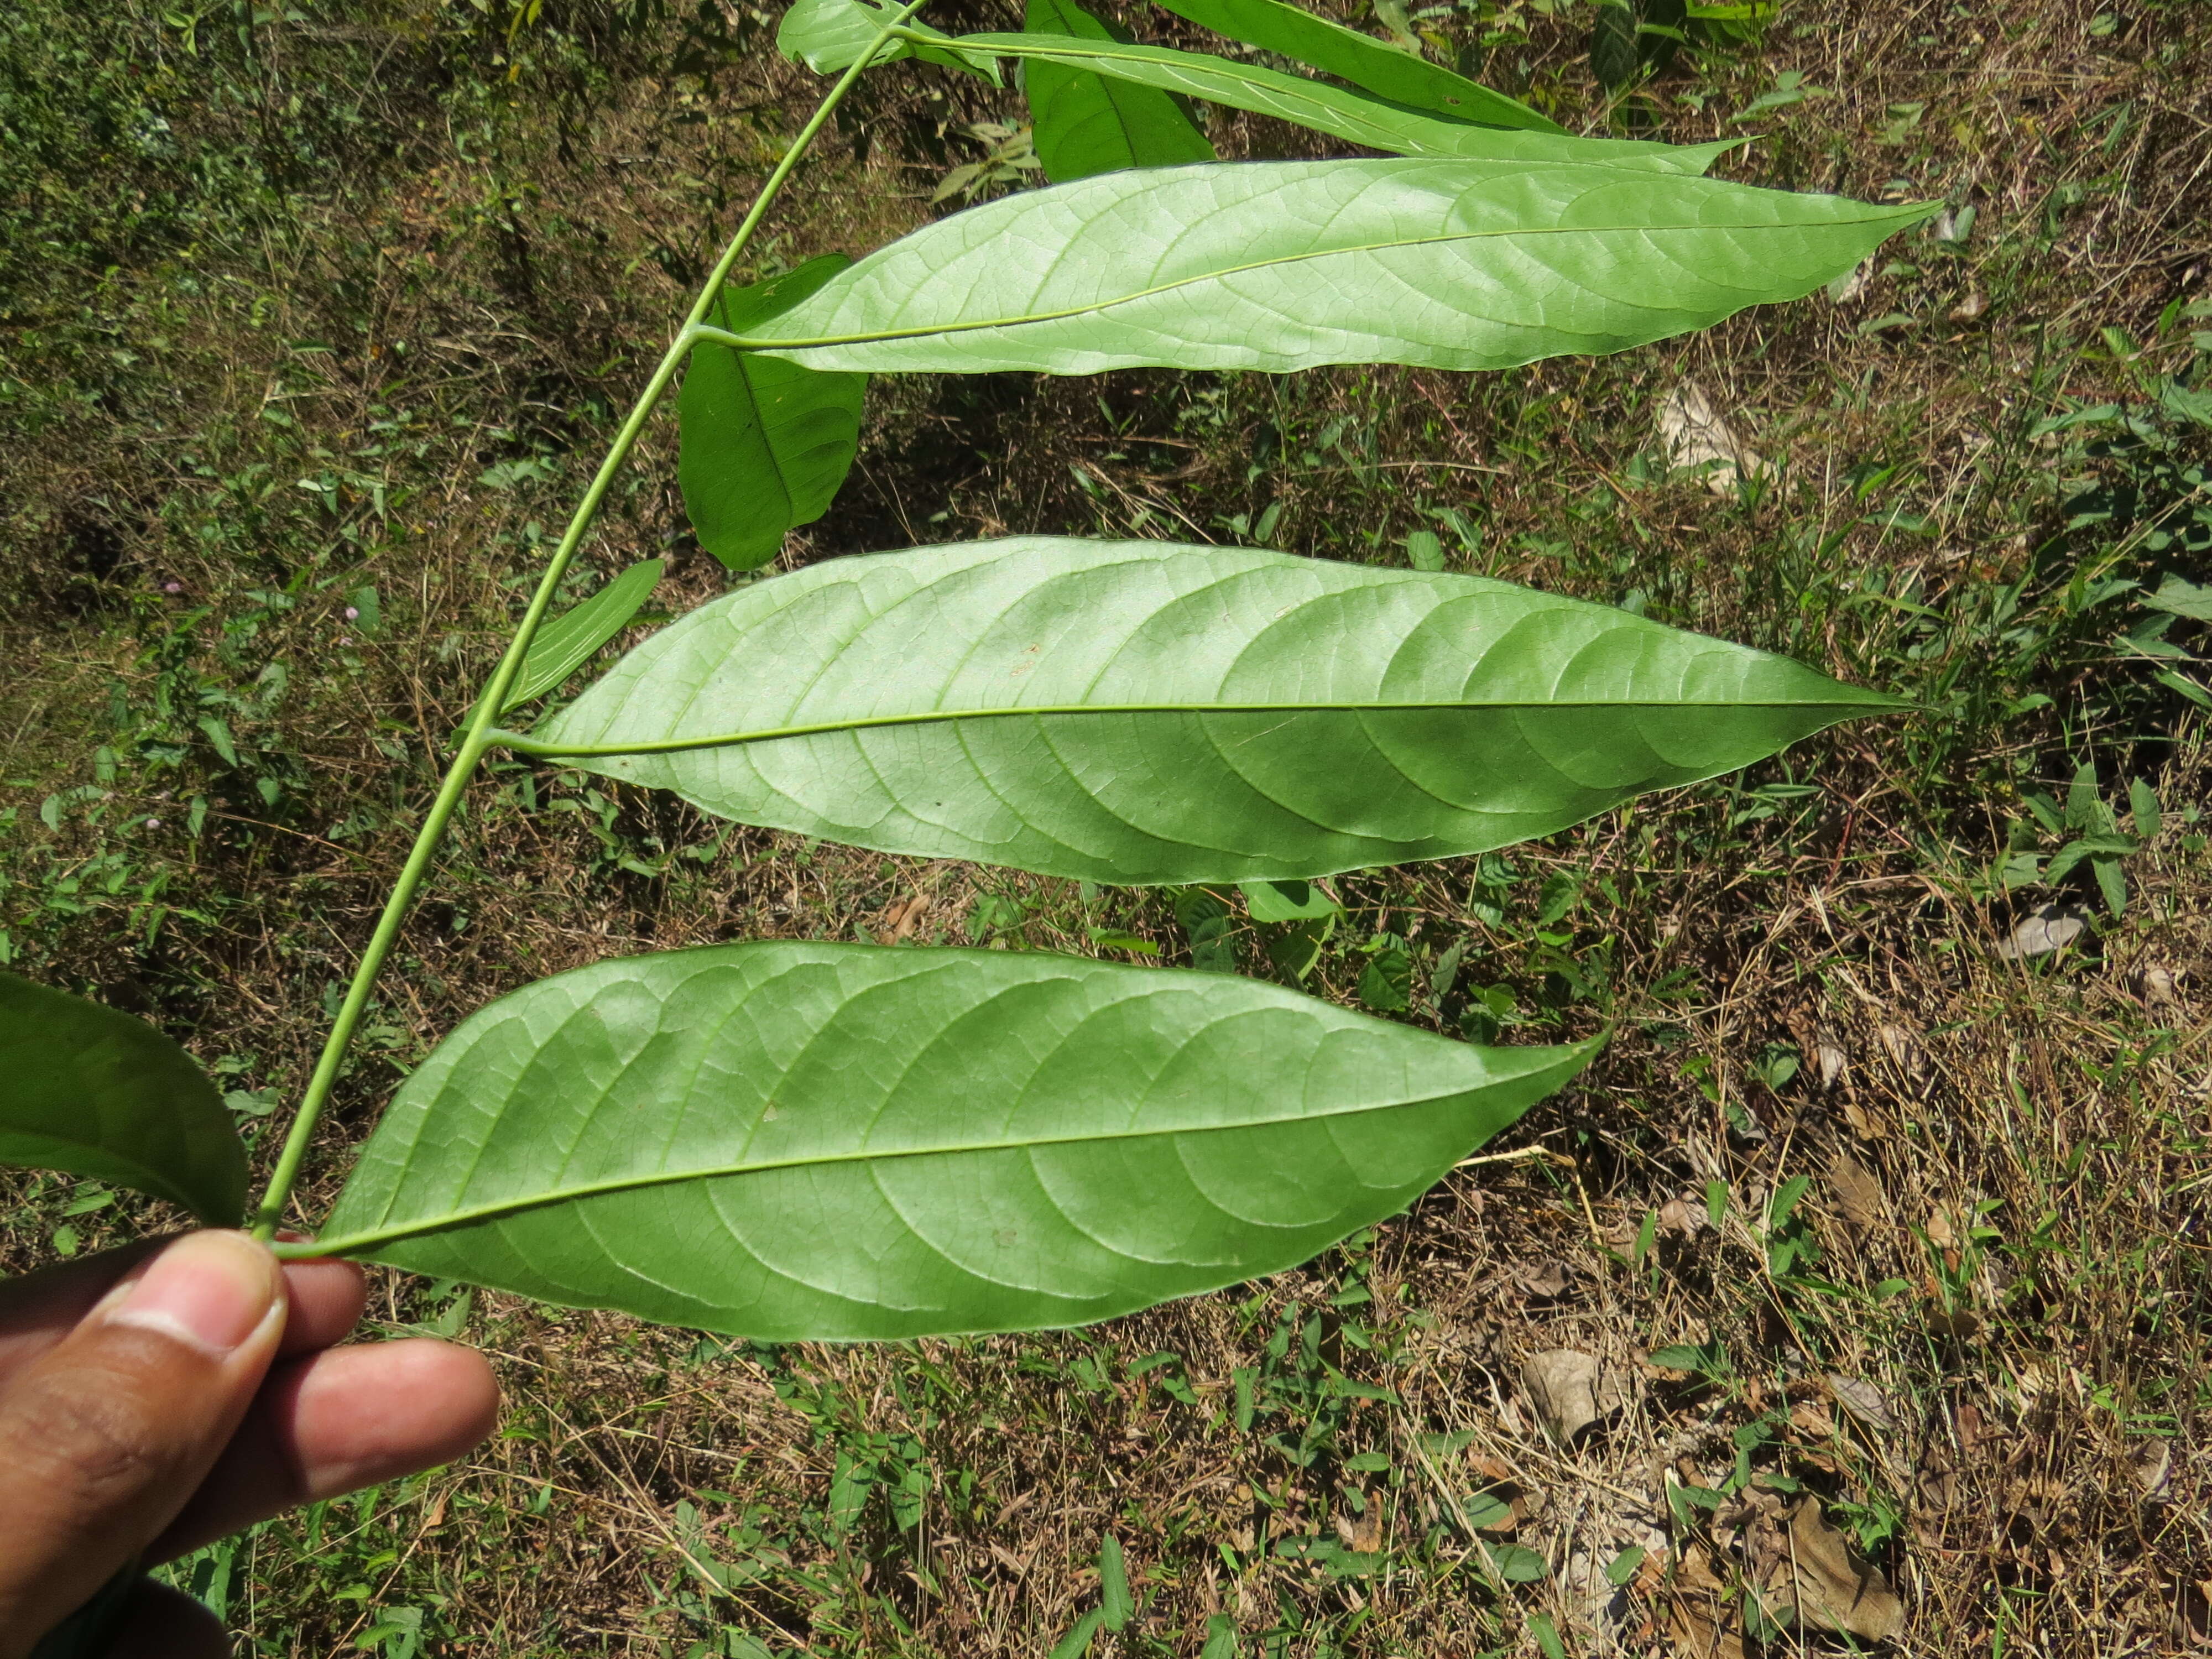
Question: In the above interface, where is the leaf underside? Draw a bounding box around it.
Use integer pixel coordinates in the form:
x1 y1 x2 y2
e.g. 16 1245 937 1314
775 0 999 80
680 257 867 571
0 972 246 1225
1022 0 1215 182
527 538 1903 885
735 159 1932 378
1151 0 1563 133
966 34 1726 172
315 943 1597 1338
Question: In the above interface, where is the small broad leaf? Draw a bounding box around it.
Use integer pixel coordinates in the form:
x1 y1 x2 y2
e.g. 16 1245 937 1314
307 942 1597 1338
0 973 247 1224
495 560 664 717
962 33 1726 172
1022 0 1215 181
737 160 1933 378
1152 0 1562 132
1241 879 1340 922
681 257 867 571
1098 1534 1134 1630
2140 573 2212 621
776 0 1000 79
517 537 1905 885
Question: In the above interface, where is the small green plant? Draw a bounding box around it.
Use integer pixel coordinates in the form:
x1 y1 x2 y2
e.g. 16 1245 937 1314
6 0 1929 1644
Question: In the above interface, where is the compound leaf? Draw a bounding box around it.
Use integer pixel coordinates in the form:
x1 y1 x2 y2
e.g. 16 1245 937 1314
512 538 1903 885
727 159 1932 378
309 942 1595 1338
1022 0 1214 181
680 257 867 571
0 972 246 1225
964 33 1726 171
1153 0 1560 132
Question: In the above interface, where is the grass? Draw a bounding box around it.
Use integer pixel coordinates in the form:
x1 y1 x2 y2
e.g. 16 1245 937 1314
3 0 2211 1652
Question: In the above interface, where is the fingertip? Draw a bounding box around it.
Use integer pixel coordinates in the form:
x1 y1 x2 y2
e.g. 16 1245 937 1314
274 1256 368 1356
96 1577 232 1659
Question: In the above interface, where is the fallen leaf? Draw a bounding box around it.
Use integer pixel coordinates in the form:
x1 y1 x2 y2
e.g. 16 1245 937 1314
1764 1496 1906 1642
1827 259 1871 305
1658 1195 1707 1238
1333 1504 1384 1553
1828 1376 1898 1436
2138 1440 2174 1500
1830 1152 1887 1233
1949 289 1989 321
1656 382 1769 496
1814 1036 1850 1090
1924 1207 1959 1250
2142 964 2180 1012
1876 1022 1926 1081
1516 1258 1575 1300
1994 901 2090 961
1522 1349 1619 1443
1665 1595 1746 1659
1839 1097 1882 1139
1790 1399 1837 1439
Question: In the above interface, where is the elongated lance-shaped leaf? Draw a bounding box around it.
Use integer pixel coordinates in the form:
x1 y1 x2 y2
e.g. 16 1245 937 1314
961 33 1728 172
508 538 1907 885
1022 0 1215 181
0 972 246 1225
476 559 662 724
1153 0 1560 132
680 257 867 572
777 0 1000 80
717 160 1933 378
311 942 1597 1338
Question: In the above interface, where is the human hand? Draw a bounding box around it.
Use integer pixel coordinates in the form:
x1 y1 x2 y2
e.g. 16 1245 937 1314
0 1232 500 1658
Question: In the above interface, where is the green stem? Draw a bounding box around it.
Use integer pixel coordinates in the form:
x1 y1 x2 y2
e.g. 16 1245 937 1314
245 12 924 1242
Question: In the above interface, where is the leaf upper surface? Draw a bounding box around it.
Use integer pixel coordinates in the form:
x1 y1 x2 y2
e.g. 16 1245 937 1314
1021 1 1215 181
523 537 1902 884
314 942 1595 1337
729 160 1931 377
1152 0 1562 132
680 257 867 571
963 34 1726 171
0 972 246 1224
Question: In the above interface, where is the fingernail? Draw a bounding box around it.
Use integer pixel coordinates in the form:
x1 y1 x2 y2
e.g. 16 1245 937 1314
106 1231 279 1358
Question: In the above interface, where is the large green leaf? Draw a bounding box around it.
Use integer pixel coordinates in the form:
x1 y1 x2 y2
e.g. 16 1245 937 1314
776 0 1000 80
680 257 867 572
1022 0 1215 182
507 538 1904 885
717 160 1931 378
963 33 1727 171
1152 0 1561 132
0 972 247 1225
308 943 1595 1337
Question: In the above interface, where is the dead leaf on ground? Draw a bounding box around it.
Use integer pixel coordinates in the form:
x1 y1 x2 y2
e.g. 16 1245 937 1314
2138 1440 2174 1500
1827 259 1871 305
1994 901 2090 961
1814 1035 1850 1091
1925 1207 1960 1250
1762 1496 1906 1642
2142 964 2180 1011
1828 1376 1898 1436
1664 1595 1747 1659
1830 1151 1888 1233
1516 1258 1575 1300
1658 1195 1707 1238
1949 288 1989 322
1522 1349 1620 1443
1656 382 1769 495
1333 1504 1384 1553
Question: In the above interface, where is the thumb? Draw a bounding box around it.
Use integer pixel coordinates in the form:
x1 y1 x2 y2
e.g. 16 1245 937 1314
0 1231 285 1653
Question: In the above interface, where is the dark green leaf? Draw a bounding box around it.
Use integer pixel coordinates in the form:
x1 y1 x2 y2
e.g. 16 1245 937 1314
497 560 663 716
1022 0 1215 181
1241 880 1340 923
681 257 867 571
1201 1613 1239 1659
2130 777 2162 839
962 33 1724 171
309 942 1598 1338
1098 1534 1134 1629
740 161 1933 378
1152 0 1562 132
1485 1541 1548 1582
518 538 1903 885
1605 1545 1646 1585
2140 573 2212 621
0 973 247 1224
1051 1611 1106 1659
1590 0 1637 90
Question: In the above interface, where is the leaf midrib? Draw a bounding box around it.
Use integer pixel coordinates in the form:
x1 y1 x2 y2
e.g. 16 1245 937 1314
294 1063 1570 1258
515 695 1889 758
711 206 1919 355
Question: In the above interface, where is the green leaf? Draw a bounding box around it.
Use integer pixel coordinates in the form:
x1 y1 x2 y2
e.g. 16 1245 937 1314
1484 1541 1548 1582
1605 1544 1646 1586
1051 1611 1106 1659
308 942 1598 1338
1201 1613 1240 1659
2130 777 2162 840
519 538 1903 885
1022 0 1215 181
776 0 1000 80
1098 1534 1134 1630
681 257 868 571
498 560 664 716
959 34 1726 172
736 160 1933 378
1151 0 1562 132
0 972 247 1225
1241 880 1340 922
2140 573 2212 622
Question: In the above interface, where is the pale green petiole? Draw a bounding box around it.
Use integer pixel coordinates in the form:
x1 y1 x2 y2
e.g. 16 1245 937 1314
244 0 931 1244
